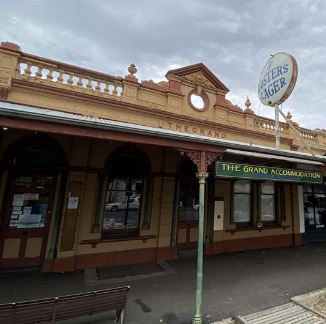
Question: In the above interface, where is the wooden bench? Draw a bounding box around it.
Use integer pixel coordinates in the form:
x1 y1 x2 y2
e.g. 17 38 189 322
0 286 130 324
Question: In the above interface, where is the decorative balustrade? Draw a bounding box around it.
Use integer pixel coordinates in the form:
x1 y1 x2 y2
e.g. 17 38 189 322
254 117 287 132
300 129 316 140
15 56 124 99
254 117 320 146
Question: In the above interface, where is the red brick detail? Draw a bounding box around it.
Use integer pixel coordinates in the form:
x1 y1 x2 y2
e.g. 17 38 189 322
0 42 21 51
169 80 181 91
0 87 8 100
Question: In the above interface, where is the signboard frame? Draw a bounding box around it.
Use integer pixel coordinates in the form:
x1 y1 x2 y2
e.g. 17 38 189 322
258 52 298 107
215 161 323 184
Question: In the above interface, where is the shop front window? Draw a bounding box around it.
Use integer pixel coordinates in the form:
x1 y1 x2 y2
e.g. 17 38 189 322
232 180 283 228
102 178 143 235
101 148 149 238
304 184 326 229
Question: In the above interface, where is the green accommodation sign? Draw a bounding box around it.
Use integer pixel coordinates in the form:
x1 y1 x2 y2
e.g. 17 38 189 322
215 161 323 184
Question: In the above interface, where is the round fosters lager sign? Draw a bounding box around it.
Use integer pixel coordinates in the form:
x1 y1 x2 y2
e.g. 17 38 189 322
258 52 298 106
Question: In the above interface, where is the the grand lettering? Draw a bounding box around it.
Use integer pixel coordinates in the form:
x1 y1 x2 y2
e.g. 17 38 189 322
259 64 289 100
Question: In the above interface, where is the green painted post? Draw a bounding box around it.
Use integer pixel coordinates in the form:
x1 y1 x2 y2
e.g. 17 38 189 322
192 171 209 324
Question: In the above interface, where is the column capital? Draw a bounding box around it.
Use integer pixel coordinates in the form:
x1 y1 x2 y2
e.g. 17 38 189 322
196 172 209 182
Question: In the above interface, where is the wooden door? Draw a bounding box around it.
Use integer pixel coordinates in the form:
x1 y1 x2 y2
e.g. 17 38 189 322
0 172 55 268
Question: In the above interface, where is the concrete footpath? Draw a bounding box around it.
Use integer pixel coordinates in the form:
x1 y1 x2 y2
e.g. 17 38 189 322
1 242 326 323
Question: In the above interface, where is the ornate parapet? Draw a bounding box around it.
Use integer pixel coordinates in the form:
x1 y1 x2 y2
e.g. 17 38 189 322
15 54 124 100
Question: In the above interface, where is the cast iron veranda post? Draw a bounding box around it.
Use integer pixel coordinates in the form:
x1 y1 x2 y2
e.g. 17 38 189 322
192 170 208 324
178 148 219 324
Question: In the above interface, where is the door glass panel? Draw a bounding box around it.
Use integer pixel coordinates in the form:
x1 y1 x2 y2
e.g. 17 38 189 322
36 175 54 190
9 192 49 228
14 175 32 189
179 186 199 222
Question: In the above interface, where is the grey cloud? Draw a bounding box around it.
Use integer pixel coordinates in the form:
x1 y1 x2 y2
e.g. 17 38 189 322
0 0 326 129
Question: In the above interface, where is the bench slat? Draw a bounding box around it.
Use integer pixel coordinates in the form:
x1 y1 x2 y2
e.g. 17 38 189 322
0 286 130 324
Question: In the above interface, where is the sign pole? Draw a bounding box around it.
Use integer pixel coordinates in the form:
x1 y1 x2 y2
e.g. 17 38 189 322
275 104 280 149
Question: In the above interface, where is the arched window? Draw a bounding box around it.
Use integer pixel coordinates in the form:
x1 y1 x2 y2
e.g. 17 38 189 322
101 147 149 237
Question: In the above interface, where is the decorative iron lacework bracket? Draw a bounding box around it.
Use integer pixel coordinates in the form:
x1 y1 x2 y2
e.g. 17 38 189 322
177 148 222 173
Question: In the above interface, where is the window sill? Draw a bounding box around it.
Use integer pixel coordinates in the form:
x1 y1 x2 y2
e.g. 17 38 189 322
225 225 290 235
80 235 157 248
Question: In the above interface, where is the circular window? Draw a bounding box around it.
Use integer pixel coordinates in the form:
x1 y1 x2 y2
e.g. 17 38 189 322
188 89 209 112
190 94 205 109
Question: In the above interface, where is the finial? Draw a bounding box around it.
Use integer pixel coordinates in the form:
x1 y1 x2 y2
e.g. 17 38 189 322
287 111 292 120
128 64 137 76
245 96 251 109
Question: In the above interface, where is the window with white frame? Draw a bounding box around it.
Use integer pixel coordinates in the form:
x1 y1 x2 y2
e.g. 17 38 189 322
260 181 275 223
232 180 251 225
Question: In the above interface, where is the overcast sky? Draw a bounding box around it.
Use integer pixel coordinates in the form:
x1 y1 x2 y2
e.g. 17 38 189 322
1 0 326 130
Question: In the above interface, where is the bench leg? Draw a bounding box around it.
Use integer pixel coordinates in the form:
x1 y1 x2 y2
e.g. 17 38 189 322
115 308 125 324
115 309 121 322
119 308 125 324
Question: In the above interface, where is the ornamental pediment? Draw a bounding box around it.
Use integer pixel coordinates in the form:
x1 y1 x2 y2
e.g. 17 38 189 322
166 63 229 95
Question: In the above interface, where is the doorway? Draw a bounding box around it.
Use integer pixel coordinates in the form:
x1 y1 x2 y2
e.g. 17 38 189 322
0 135 66 268
176 159 199 250
0 173 55 267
